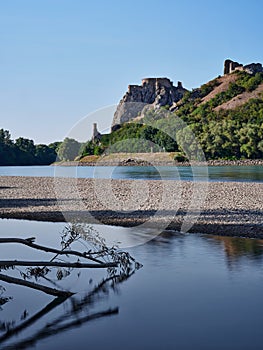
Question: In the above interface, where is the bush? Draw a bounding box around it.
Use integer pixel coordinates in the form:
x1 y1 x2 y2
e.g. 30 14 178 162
174 153 187 162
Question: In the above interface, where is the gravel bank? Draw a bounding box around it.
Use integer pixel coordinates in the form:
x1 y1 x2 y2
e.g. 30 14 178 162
0 176 263 238
56 158 263 167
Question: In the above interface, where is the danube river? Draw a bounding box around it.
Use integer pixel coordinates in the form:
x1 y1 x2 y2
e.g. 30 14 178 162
0 165 263 182
0 219 263 350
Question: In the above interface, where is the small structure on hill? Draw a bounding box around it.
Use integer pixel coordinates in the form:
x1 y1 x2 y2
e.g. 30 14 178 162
92 123 101 142
224 59 263 75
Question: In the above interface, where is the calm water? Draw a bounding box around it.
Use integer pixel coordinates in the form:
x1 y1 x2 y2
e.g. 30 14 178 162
0 165 263 182
1 219 263 349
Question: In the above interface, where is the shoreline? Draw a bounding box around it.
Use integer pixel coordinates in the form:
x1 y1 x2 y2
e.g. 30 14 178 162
1 212 263 240
0 176 263 239
54 158 263 167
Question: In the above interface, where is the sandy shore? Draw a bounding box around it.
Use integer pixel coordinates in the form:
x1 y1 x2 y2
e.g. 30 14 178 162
0 176 263 238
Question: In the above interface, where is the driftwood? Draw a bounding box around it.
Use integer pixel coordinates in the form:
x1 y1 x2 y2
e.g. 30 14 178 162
1 308 118 350
0 237 103 263
0 274 125 345
0 273 126 348
0 225 140 349
0 235 120 296
0 273 73 297
0 260 118 268
0 296 69 342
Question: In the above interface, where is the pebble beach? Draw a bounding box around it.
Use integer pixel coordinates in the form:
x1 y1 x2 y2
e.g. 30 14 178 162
0 176 263 238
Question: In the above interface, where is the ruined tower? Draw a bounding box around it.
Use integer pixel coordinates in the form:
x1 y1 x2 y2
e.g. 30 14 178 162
92 123 101 141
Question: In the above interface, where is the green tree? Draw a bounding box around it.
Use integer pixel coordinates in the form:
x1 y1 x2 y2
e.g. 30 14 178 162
35 144 57 165
0 129 17 165
14 137 36 165
48 141 62 153
15 137 35 154
57 138 81 161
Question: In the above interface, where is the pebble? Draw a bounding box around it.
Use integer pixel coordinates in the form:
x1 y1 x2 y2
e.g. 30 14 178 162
0 176 263 238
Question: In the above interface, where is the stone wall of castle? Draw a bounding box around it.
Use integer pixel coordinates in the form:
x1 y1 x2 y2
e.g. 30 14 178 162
110 59 263 132
112 78 188 128
224 59 263 75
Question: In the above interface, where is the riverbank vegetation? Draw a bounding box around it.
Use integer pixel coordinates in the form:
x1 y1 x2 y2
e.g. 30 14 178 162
79 71 263 161
0 129 60 166
2 71 263 164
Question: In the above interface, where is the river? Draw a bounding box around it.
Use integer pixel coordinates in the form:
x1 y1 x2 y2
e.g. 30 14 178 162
1 165 263 349
0 219 263 349
0 165 263 182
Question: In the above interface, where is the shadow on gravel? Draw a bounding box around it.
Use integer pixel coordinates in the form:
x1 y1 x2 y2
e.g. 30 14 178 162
0 198 79 208
0 208 263 238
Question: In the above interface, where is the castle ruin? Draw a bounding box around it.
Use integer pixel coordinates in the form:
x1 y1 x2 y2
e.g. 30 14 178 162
224 59 263 75
112 77 187 129
92 123 101 141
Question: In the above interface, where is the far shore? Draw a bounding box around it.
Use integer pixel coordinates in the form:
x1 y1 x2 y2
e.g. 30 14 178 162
53 155 263 167
0 176 263 239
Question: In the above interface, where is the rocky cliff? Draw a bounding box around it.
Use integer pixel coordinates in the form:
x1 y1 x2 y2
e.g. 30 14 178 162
112 78 187 130
111 59 263 131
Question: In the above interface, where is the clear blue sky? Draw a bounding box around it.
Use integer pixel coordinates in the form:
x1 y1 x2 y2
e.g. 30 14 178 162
1 0 263 144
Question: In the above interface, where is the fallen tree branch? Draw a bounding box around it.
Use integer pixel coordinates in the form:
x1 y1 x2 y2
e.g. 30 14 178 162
0 273 74 297
0 260 118 269
0 308 118 350
0 296 69 342
0 237 103 264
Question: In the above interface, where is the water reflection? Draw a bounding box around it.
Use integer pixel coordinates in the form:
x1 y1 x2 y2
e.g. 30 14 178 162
1 165 263 182
0 276 123 350
145 230 263 270
1 220 263 350
0 223 140 350
210 235 263 267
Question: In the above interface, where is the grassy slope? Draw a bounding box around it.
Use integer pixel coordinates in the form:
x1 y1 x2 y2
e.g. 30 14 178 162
78 70 263 162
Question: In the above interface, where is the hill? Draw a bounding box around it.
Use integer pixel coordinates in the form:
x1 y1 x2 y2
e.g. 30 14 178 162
80 59 263 161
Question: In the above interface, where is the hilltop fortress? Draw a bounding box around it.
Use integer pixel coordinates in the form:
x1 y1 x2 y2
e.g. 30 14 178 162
111 77 187 130
92 59 263 138
224 59 263 75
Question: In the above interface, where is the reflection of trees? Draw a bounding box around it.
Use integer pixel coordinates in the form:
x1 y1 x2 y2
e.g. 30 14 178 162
0 223 141 349
212 235 263 263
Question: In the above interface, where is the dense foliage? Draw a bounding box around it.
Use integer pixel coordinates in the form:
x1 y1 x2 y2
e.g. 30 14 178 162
80 123 178 156
3 71 263 164
57 137 82 161
0 129 59 165
195 99 263 159
80 70 263 160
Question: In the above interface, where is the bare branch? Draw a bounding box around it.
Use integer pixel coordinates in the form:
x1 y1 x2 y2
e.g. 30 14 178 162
0 308 118 350
0 296 68 342
0 260 118 269
0 238 103 264
0 273 74 297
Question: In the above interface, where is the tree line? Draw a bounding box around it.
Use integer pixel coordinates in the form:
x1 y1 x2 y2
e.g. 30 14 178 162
2 70 263 164
78 98 263 161
0 129 85 165
0 129 60 165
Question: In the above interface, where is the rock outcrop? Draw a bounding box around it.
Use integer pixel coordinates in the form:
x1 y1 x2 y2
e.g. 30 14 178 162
112 78 187 129
110 59 263 131
224 59 263 75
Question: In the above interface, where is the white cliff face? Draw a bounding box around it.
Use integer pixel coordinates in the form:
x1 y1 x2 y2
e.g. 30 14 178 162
112 78 188 129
